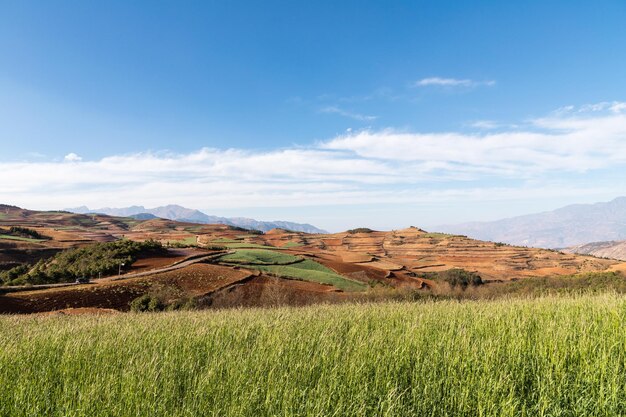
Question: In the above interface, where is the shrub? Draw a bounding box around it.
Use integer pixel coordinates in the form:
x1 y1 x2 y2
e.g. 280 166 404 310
130 295 165 312
347 228 374 234
440 268 483 289
0 264 31 285
166 298 198 311
10 226 49 240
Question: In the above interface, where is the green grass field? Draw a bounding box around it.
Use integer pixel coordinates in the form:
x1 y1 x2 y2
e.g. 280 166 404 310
209 239 278 249
252 261 367 292
2 294 626 416
281 241 303 248
219 249 299 265
0 234 45 243
219 250 366 291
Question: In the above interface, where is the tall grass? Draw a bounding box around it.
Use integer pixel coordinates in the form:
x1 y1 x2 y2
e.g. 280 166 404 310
2 294 626 416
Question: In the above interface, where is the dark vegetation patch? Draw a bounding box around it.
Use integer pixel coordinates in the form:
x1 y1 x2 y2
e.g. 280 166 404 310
129 294 198 312
1 239 165 286
402 271 626 301
129 294 165 312
412 268 483 290
439 268 483 289
2 226 50 241
227 226 263 234
347 228 374 234
487 271 626 297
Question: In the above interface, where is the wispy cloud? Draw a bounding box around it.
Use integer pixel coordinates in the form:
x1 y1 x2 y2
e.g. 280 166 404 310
2 102 626 223
468 120 500 129
322 103 626 174
319 106 378 121
414 77 496 88
467 120 519 130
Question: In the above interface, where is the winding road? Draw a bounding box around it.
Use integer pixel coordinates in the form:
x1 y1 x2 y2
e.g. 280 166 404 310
1 250 231 294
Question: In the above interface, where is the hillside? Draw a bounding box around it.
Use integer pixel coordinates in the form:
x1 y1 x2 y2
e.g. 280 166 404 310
565 240 626 261
255 227 619 281
437 197 626 248
67 204 327 233
2 205 626 314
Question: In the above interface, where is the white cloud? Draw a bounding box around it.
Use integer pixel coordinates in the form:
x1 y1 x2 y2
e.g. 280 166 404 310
1 102 625 223
64 153 82 162
322 102 626 175
414 77 496 88
319 106 378 121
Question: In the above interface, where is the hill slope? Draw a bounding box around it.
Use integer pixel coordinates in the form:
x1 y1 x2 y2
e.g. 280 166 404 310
565 240 626 261
4 205 626 314
437 197 626 248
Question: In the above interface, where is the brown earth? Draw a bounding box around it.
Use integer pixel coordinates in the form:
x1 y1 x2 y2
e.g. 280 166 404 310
200 275 346 309
2 205 626 314
1 263 252 314
251 227 619 281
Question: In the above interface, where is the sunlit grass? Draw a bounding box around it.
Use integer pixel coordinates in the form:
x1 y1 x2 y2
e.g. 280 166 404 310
2 294 626 416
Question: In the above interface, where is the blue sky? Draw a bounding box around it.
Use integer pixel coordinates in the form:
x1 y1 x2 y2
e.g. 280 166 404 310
1 1 626 231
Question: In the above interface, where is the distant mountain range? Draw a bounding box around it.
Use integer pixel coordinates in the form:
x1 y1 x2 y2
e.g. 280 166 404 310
437 197 626 249
66 205 327 234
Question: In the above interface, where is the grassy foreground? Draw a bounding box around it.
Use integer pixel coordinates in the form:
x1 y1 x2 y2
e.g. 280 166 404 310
2 295 626 416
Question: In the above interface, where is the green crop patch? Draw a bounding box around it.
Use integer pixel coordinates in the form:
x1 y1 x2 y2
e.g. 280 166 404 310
282 241 303 248
0 234 44 243
220 250 366 292
219 249 298 265
251 263 366 292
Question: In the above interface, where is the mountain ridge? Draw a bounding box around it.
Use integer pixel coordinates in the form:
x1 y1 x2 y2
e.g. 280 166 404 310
66 204 327 234
436 197 626 248
564 240 626 261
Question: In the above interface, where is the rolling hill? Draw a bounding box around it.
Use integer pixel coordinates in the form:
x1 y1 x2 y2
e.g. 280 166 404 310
565 240 626 261
2 204 626 314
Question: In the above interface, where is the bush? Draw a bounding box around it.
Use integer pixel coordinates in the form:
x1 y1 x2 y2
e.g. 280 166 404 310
1 226 50 240
0 264 31 285
166 298 198 311
130 295 165 312
440 268 483 289
347 228 374 234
